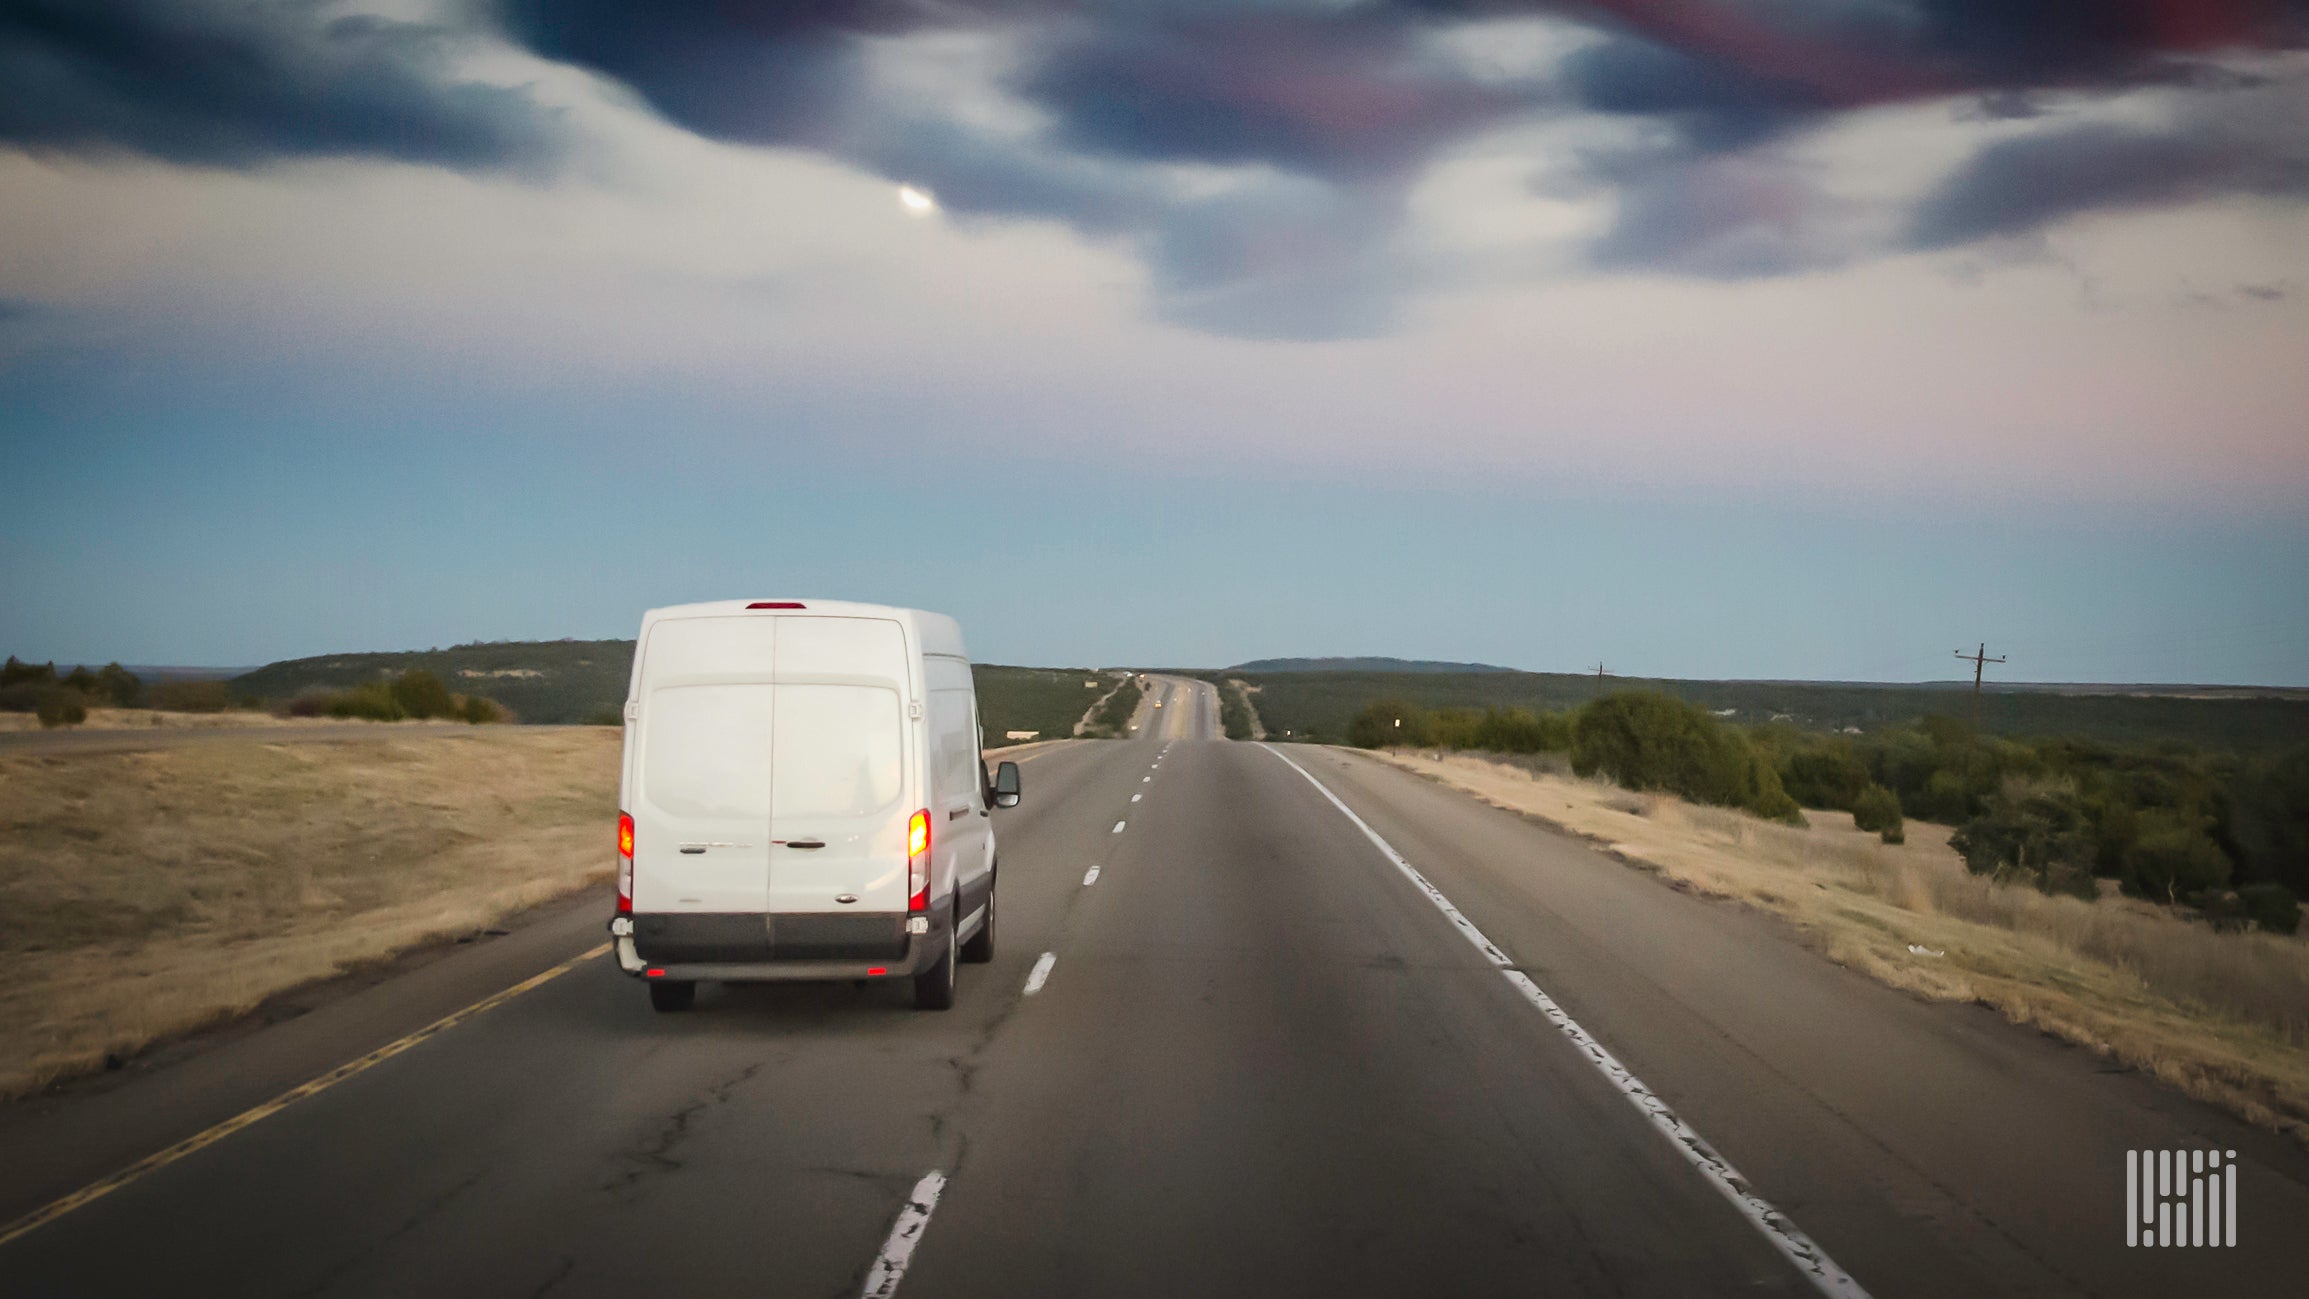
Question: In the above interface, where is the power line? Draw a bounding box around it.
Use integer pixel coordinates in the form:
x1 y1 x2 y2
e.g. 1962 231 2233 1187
1954 643 2006 780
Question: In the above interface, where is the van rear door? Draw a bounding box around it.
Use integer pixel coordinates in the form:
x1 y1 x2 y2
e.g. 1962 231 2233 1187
630 615 778 916
767 617 913 921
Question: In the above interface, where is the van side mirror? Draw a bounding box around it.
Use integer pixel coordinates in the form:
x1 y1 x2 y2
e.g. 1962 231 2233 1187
992 761 1022 809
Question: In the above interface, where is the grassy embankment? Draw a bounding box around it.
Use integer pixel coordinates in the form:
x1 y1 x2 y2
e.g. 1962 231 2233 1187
974 666 1114 747
1216 678 1259 739
1374 748 2309 1141
0 728 620 1097
1081 677 1144 738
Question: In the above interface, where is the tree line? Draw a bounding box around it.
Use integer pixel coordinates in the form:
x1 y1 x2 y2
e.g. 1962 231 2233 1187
1342 690 2303 933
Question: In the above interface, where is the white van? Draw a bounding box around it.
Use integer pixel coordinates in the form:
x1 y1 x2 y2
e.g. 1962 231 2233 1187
606 600 1021 1012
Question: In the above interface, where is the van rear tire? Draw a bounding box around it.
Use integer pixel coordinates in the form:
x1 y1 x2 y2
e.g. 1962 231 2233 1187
914 910 957 1011
961 877 994 965
649 980 696 1013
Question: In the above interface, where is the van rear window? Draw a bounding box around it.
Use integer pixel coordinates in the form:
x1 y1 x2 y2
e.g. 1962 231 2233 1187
772 685 904 821
642 684 772 820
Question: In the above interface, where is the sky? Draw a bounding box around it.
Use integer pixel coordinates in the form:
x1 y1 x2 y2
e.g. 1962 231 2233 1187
2 0 2306 684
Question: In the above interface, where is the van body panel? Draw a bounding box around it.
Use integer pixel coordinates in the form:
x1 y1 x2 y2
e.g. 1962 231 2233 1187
766 615 912 915
629 616 778 915
615 600 988 987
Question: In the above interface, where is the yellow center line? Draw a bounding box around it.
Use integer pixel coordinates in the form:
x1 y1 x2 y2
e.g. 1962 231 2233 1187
0 941 611 1249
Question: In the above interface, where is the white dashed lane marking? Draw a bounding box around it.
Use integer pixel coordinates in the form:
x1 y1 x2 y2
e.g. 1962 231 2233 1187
1024 951 1057 995
1083 865 1101 886
860 1170 946 1298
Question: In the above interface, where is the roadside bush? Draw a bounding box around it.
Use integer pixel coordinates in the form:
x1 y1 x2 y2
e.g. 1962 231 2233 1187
0 656 54 689
283 689 334 718
389 669 457 720
1950 786 2098 897
1779 742 1871 809
92 663 142 706
583 705 624 727
1850 783 1904 844
1348 699 1418 748
327 681 405 721
35 689 88 728
1572 692 1804 824
2238 882 2301 936
455 693 506 724
2122 811 2231 905
149 680 234 713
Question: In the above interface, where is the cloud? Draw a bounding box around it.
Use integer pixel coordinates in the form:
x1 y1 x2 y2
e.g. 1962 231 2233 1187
1907 79 2309 248
12 1 2308 334
0 0 564 171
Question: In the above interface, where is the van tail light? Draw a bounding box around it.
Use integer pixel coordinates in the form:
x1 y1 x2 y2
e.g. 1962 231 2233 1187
907 809 931 913
617 812 635 915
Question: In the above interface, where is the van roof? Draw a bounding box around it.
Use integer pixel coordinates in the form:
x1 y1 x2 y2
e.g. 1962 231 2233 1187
636 600 967 660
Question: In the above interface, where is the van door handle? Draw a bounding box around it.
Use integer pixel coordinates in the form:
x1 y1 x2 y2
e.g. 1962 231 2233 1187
785 840 826 850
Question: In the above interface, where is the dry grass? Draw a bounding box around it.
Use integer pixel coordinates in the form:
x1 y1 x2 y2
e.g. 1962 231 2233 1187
0 708 455 734
1372 749 2309 1141
0 728 621 1096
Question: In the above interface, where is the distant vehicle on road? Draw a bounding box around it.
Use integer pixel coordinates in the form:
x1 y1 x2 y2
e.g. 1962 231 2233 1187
609 600 1021 1012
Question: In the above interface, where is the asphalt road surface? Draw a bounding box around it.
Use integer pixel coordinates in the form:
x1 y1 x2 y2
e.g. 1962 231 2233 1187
4 675 2303 1297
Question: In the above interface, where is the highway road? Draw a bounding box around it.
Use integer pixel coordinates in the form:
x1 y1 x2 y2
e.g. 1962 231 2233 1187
3 675 2303 1296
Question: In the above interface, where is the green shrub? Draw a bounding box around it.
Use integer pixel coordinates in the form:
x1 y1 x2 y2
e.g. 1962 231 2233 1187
149 680 234 713
583 705 625 727
456 693 506 724
1851 783 1904 844
327 682 405 721
1782 744 1872 809
93 662 143 706
35 689 87 728
0 656 55 689
2122 811 2232 904
1951 787 2096 895
389 669 457 720
2237 882 2301 935
1572 692 1804 823
1348 699 1419 748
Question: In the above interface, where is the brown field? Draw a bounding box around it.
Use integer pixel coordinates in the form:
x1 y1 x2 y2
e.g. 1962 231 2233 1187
0 728 621 1097
0 708 375 734
1373 749 2309 1141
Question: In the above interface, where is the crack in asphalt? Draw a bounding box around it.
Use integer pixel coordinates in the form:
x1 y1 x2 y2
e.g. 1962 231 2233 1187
604 1062 764 1195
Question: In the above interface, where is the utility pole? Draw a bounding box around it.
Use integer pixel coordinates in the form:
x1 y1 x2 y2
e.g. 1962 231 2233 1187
1954 643 2006 784
1589 662 1609 697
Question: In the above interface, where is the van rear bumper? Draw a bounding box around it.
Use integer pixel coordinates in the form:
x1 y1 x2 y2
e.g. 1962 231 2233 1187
611 909 947 981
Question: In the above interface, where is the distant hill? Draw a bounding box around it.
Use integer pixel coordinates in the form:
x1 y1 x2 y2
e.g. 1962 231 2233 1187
232 640 1117 736
234 641 635 725
1229 656 1518 675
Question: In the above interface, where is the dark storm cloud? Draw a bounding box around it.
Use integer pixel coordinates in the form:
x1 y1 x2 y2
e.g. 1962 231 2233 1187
1908 112 2309 249
483 1 2309 331
15 2 2304 334
0 0 563 171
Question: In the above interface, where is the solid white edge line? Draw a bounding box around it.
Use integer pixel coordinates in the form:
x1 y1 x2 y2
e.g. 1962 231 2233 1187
1259 745 1509 966
1083 865 1101 886
1255 744 1873 1299
1024 951 1057 995
860 1169 946 1299
1112 820 1126 833
1499 971 1869 1297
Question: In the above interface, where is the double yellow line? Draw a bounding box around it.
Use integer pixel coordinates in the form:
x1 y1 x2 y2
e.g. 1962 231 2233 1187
0 941 611 1248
